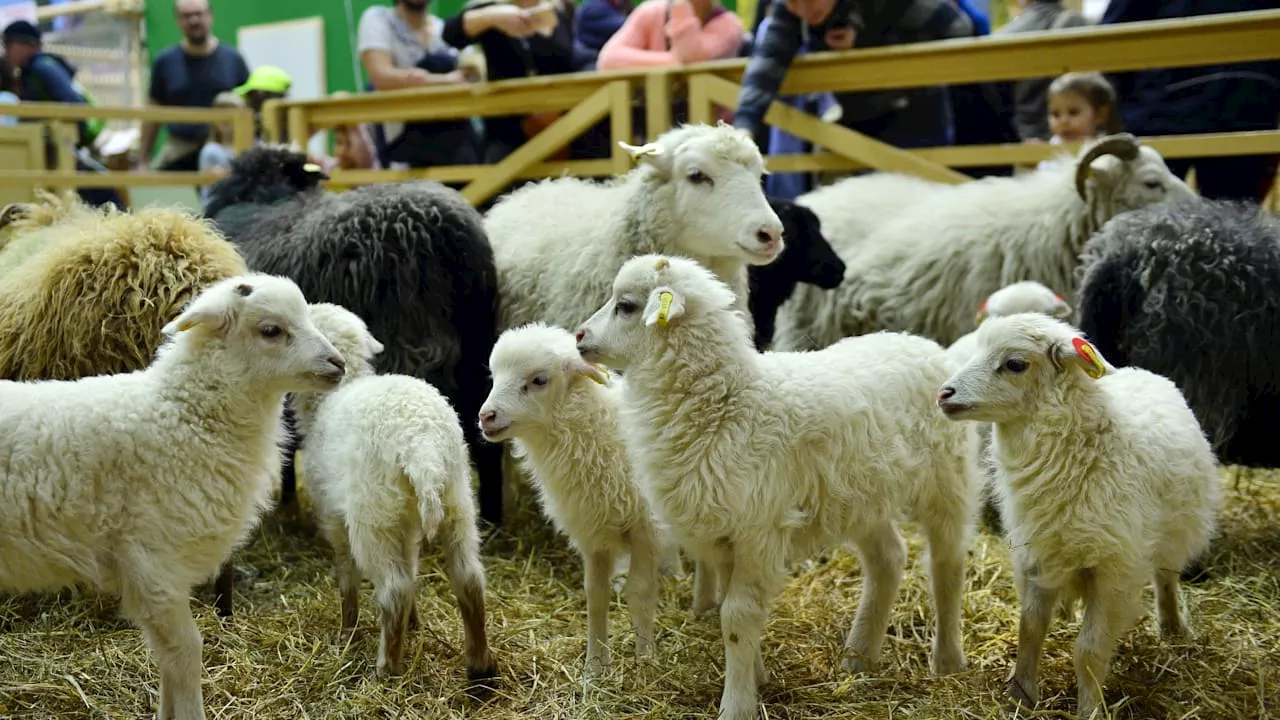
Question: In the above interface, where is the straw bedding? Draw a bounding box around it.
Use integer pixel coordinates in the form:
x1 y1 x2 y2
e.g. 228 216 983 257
1 468 1276 719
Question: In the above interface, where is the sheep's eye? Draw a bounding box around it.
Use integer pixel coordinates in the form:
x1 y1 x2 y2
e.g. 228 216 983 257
260 324 283 339
616 299 638 315
1003 358 1029 373
1143 180 1163 190
687 169 712 186
530 374 549 388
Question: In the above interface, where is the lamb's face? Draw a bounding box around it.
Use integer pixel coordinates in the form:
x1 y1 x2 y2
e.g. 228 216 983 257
772 199 845 290
576 255 687 370
625 126 785 266
306 303 385 379
478 324 608 441
937 314 1108 423
162 274 347 393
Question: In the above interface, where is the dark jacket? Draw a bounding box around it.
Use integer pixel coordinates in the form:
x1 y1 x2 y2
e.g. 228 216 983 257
996 1 1087 141
1101 0 1280 135
16 51 91 142
575 0 629 53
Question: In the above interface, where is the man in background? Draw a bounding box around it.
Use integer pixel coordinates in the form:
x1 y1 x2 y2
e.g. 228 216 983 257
233 65 291 141
138 0 249 171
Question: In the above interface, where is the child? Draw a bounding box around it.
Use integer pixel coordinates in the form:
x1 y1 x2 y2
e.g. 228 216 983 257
1037 71 1122 172
198 91 246 208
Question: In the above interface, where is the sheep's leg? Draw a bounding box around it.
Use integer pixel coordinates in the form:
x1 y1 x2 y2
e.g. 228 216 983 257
1154 568 1188 639
583 548 614 677
1074 582 1124 719
1007 574 1059 710
717 549 780 720
924 526 968 675
122 585 205 720
402 534 421 632
438 502 496 681
841 521 907 674
624 526 659 659
692 559 721 617
212 561 234 618
372 563 415 679
319 515 361 629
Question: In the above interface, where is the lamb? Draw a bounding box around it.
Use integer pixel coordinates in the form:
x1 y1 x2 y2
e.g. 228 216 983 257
203 145 505 528
936 312 1220 719
477 323 661 678
747 198 845 350
0 273 346 720
574 254 982 720
289 303 496 682
773 133 1195 351
483 122 784 336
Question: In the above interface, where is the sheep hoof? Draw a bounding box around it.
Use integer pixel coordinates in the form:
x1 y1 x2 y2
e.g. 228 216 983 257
1007 677 1039 709
1160 616 1190 640
376 658 405 679
691 599 721 618
840 654 876 675
930 647 966 676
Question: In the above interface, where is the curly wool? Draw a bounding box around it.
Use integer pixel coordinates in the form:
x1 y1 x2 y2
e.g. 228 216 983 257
0 193 248 381
1075 197 1280 467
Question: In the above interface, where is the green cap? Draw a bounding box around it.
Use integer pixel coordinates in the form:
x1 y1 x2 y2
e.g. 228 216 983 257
234 65 292 96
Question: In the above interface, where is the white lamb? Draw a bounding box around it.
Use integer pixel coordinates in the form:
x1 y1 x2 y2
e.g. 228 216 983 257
937 312 1221 719
290 303 496 682
484 121 785 334
575 254 982 720
772 133 1196 351
477 323 663 678
947 280 1072 368
0 273 346 720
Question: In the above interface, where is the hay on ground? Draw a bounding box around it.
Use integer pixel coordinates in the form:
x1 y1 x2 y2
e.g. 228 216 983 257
1 469 1277 719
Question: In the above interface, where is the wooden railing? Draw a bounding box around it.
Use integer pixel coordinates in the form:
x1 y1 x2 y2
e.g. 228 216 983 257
0 9 1276 209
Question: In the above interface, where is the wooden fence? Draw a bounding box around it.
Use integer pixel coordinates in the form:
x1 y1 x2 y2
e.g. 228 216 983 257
0 9 1276 210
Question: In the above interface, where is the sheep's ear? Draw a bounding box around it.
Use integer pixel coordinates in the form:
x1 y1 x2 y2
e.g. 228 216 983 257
1050 336 1108 380
643 286 685 328
565 356 610 385
619 141 672 174
1051 295 1073 319
162 294 235 337
366 334 385 356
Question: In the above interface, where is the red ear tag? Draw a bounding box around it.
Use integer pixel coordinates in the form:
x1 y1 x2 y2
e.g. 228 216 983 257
1071 337 1107 379
975 298 989 325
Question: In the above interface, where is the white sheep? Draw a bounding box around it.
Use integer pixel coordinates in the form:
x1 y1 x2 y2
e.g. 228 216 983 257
483 121 785 334
477 322 663 678
575 254 982 720
937 312 1221 719
0 273 346 720
290 303 496 682
946 280 1072 368
773 133 1196 351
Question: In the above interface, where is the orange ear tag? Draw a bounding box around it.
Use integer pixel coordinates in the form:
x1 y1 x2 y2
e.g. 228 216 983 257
1071 337 1107 379
975 298 989 326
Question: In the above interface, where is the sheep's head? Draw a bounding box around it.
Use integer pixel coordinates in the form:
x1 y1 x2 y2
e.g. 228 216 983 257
477 323 610 442
937 313 1112 424
975 280 1072 326
575 253 737 372
203 144 328 219
621 122 785 267
763 198 845 290
161 273 346 393
306 303 385 380
1074 133 1195 214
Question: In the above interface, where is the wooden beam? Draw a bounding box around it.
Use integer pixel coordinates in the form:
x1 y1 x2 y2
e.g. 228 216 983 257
0 171 226 188
460 82 615 205
687 74 714 125
608 81 635 174
2 102 248 125
326 159 617 187
644 71 673 142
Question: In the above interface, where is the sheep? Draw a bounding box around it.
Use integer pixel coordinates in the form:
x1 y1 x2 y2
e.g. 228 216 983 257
477 323 662 678
747 198 845 350
773 133 1195 352
203 145 505 528
483 122 785 336
771 172 953 352
0 191 251 619
288 303 496 682
946 280 1072 367
574 253 982 720
0 273 346 720
936 312 1221 719
1075 196 1280 582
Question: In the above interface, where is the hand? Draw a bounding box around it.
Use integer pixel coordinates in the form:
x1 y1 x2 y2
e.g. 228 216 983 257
486 4 536 38
1022 137 1047 145
443 69 470 84
824 26 855 50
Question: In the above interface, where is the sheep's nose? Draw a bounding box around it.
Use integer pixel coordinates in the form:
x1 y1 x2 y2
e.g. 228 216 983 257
938 387 956 400
756 225 782 249
328 355 346 373
480 410 497 425
574 329 586 343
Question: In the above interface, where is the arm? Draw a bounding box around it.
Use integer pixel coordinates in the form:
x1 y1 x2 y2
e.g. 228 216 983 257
576 0 628 51
597 2 680 70
443 3 535 47
896 0 974 41
358 11 461 90
667 2 746 65
30 57 84 104
732 0 804 136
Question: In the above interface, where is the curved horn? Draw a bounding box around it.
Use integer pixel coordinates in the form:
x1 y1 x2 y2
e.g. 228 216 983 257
1074 133 1141 201
0 202 31 230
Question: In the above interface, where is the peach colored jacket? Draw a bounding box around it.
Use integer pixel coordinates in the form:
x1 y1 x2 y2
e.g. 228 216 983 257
596 0 744 71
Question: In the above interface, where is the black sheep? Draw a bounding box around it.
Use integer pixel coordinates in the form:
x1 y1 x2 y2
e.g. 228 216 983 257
204 146 505 531
1075 196 1280 581
747 198 846 351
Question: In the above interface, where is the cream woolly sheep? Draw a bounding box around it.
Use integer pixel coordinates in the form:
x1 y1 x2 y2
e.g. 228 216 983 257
946 280 1072 367
290 303 496 682
575 254 982 720
477 322 661 678
775 133 1195 352
0 273 346 720
937 313 1220 719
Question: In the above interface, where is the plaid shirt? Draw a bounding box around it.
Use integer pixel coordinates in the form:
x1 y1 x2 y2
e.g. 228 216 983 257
734 0 975 136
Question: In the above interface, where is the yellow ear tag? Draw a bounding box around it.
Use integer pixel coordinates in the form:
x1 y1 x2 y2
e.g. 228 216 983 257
590 363 611 385
654 257 670 271
175 317 198 332
656 291 673 327
1071 337 1107 379
303 162 323 174
974 299 988 326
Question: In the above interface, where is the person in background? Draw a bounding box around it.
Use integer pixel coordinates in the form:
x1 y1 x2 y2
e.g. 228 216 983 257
138 0 250 172
735 0 973 160
946 0 1021 179
0 53 21 126
1035 71 1120 172
596 0 745 71
357 0 479 168
315 92 380 173
574 0 631 69
1100 0 1280 203
232 65 291 140
995 0 1087 143
197 91 243 208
